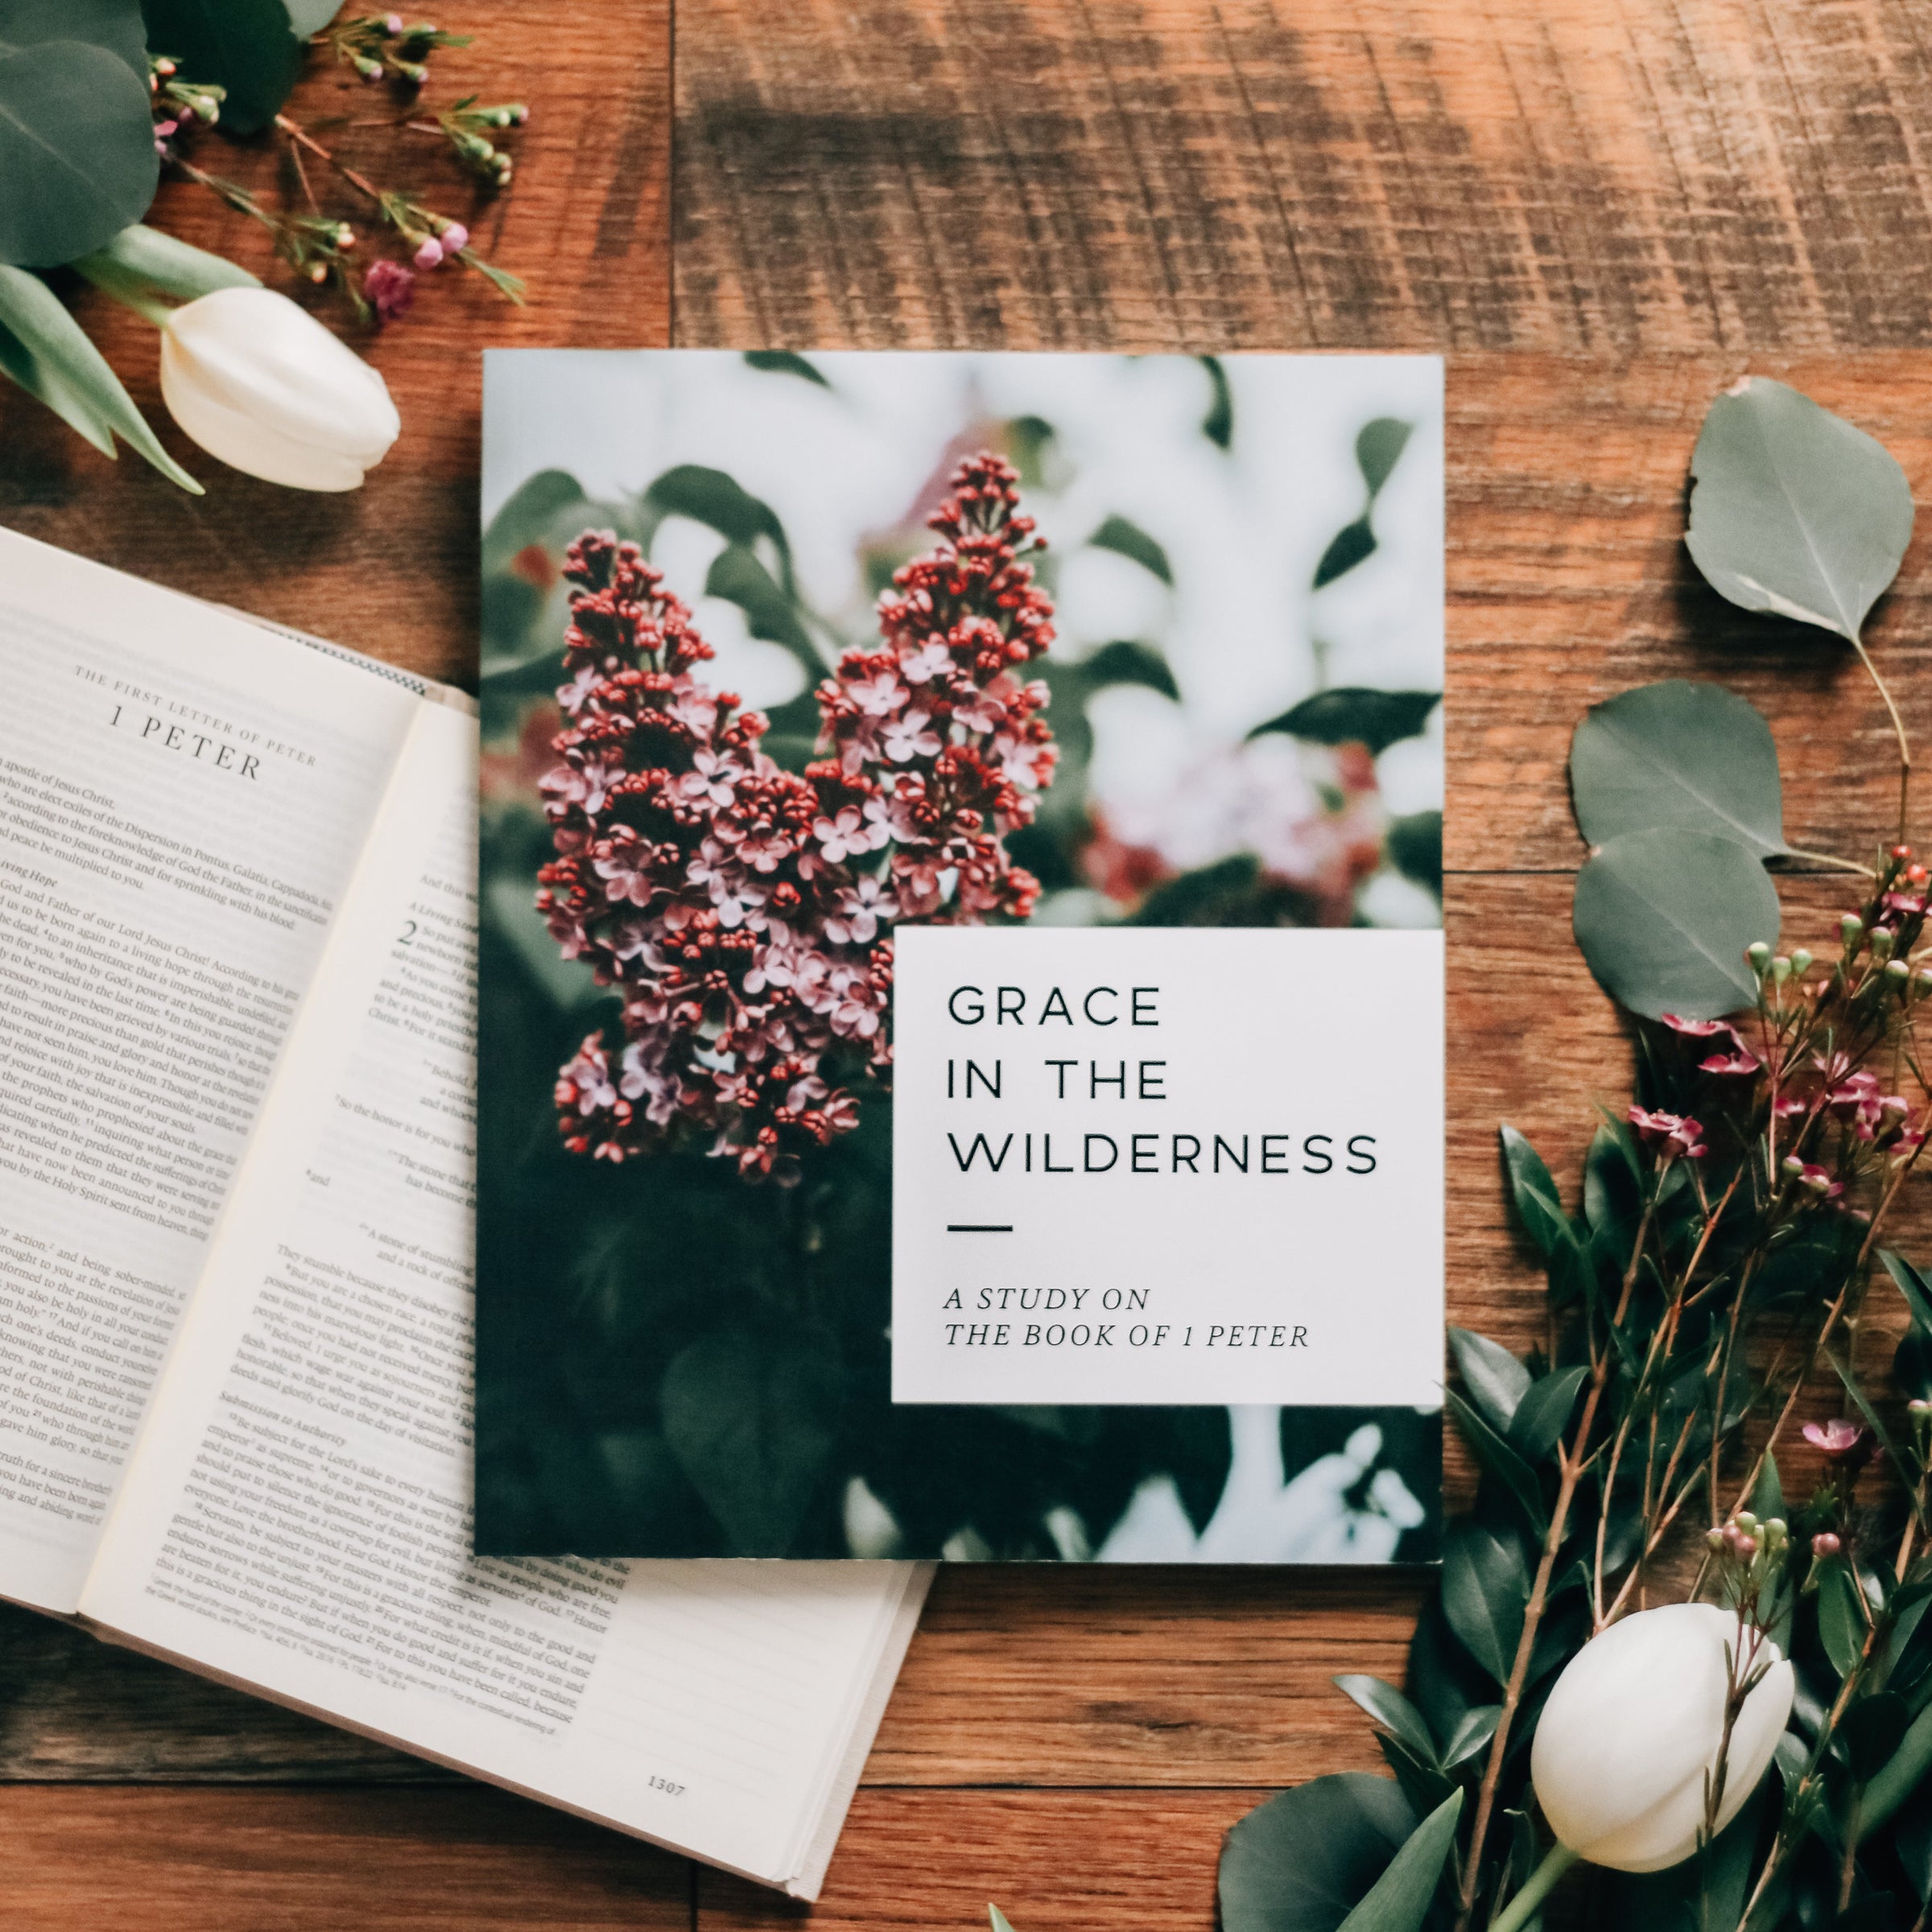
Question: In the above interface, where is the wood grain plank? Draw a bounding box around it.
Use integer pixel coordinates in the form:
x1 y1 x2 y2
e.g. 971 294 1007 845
0 1785 690 1932
674 0 1932 355
0 0 670 684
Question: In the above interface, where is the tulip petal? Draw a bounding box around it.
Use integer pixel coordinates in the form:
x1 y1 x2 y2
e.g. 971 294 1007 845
1531 1603 1731 1863
1574 1765 1711 1873
160 337 370 491
159 287 398 483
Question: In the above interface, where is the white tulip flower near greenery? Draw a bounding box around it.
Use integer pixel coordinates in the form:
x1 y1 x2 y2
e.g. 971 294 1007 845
158 287 398 490
1199 382 1932 1932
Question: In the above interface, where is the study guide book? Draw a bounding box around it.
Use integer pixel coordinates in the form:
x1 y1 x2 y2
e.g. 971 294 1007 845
477 349 1447 1563
0 527 928 1899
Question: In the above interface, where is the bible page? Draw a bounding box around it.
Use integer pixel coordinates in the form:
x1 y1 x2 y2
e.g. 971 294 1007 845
80 698 927 1893
0 528 427 1612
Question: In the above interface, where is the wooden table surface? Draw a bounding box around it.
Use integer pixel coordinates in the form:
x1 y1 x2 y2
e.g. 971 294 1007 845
6 0 1932 1924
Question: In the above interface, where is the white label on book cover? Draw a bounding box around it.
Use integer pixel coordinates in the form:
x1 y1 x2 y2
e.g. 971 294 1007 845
891 927 1444 1406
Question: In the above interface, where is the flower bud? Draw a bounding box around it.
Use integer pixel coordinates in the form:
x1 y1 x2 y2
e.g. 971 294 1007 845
436 221 468 253
414 236 444 269
1781 1154 1806 1176
159 287 399 491
1530 1604 1794 1872
1842 913 1864 945
1770 956 1793 984
1790 949 1814 976
1887 959 1910 984
1873 928 1896 960
1813 1531 1842 1558
1747 941 1772 973
1895 845 1915 862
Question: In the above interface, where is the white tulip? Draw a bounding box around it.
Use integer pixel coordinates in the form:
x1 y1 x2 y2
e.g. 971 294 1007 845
1530 1602 1794 1873
159 287 399 491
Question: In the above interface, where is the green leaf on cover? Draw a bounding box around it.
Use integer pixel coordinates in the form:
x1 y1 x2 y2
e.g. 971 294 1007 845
1572 827 1777 1020
1200 354 1233 448
660 1327 841 1556
1387 811 1443 895
1507 1364 1589 1463
1817 1558 1870 1681
1250 688 1441 757
1686 378 1913 643
1439 1704 1501 1769
642 461 795 589
704 542 824 667
1315 519 1377 589
74 223 259 302
1335 1791 1462 1932
1080 638 1181 700
0 40 159 267
138 0 304 137
283 0 344 31
1357 418 1414 497
1498 1127 1582 1273
1449 1325 1530 1434
1089 513 1173 585
0 265 200 489
1446 1389 1546 1532
744 349 830 387
1219 1773 1417 1932
1442 1521 1528 1682
1333 1675 1440 1768
482 467 589 576
1571 680 1787 859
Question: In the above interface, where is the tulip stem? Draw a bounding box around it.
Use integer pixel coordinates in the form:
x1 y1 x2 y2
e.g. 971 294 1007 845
1487 1844 1578 1932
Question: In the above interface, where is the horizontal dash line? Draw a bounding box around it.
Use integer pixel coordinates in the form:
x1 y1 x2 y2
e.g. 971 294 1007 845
946 1224 1013 1232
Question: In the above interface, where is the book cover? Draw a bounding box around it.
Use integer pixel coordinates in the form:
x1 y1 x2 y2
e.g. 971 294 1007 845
477 350 1444 1563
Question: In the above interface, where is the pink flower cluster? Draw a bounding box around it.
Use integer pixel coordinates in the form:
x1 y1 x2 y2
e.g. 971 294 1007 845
537 452 1056 1183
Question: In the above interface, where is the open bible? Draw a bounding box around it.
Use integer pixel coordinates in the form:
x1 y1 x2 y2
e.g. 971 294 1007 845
0 526 928 1899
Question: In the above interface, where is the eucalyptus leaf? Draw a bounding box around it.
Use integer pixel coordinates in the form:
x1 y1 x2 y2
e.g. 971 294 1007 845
74 223 259 301
139 0 305 137
1571 680 1787 859
3 0 147 73
1089 513 1174 584
1686 378 1913 643
283 0 343 30
1333 1791 1462 1932
744 349 830 387
1333 1675 1441 1768
0 266 200 489
1572 828 1777 1021
659 1327 841 1555
1249 689 1441 757
1220 1774 1416 1932
1442 1520 1528 1683
990 1908 1018 1932
0 40 159 267
1449 1325 1530 1434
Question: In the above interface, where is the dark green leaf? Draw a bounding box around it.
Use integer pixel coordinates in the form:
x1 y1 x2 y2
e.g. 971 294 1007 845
659 1327 841 1555
1357 419 1414 497
1686 378 1913 644
1199 354 1233 449
1818 1558 1872 1681
1333 1675 1440 1768
1387 811 1442 895
1446 1389 1546 1533
1882 1251 1932 1335
1572 827 1777 1020
1375 1736 1455 1822
74 222 258 300
3 0 147 72
1442 1521 1528 1683
1335 1792 1462 1932
1843 1693 1911 1783
1439 1704 1501 1770
1315 518 1376 589
1893 1780 1932 1904
138 0 304 137
1570 680 1787 859
704 542 823 667
1507 1365 1589 1463
1220 1774 1416 1932
1864 1703 1932 1839
0 41 158 267
1449 1325 1530 1433
1250 688 1441 757
1089 513 1174 585
0 266 200 489
1079 639 1180 700
1498 1127 1581 1268
743 349 830 387
1749 1450 1784 1528
1828 1351 1905 1478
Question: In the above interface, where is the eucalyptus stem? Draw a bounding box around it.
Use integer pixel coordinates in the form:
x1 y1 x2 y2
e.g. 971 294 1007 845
1850 631 1912 844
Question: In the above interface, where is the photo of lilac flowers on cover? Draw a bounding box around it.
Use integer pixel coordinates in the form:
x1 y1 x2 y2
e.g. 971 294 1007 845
476 350 1445 1562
